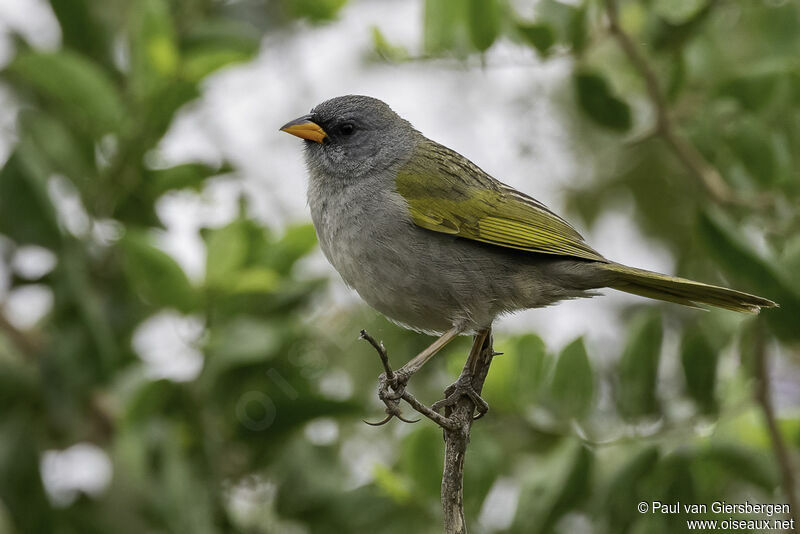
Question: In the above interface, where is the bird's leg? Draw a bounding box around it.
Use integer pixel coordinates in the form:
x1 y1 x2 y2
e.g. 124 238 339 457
391 326 461 390
361 327 461 426
431 328 495 420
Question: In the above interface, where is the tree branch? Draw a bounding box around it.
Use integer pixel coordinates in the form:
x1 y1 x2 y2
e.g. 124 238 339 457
603 0 767 208
440 328 494 534
753 324 799 533
362 328 496 534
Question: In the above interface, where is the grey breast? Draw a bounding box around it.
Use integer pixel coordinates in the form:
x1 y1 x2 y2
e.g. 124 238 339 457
306 166 605 334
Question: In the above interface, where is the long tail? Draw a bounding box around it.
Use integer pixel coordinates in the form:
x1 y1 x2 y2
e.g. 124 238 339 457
600 263 778 314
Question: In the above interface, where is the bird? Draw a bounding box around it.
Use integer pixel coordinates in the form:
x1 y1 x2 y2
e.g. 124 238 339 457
280 95 776 409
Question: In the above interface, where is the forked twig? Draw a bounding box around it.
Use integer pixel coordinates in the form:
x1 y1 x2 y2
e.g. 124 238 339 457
361 328 496 534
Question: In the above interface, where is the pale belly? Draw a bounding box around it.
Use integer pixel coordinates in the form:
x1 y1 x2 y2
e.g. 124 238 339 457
310 189 599 333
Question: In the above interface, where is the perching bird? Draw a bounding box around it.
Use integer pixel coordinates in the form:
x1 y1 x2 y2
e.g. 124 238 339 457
280 95 776 391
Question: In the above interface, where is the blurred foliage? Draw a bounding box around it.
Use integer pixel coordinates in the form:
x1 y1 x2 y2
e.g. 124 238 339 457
1 0 799 533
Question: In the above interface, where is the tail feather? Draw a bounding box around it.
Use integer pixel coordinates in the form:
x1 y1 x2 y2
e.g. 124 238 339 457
601 263 778 314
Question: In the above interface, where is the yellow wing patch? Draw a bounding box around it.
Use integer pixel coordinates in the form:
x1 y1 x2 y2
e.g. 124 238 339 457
397 140 606 263
475 216 604 260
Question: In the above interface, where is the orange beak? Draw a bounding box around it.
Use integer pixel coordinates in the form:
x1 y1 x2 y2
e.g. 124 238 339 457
280 114 328 143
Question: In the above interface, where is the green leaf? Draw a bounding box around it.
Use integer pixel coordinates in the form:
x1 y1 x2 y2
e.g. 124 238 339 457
204 220 248 287
371 26 409 62
616 312 662 420
227 268 279 294
652 0 715 52
653 0 707 25
666 50 687 100
424 0 468 54
147 163 228 198
0 416 55 532
781 234 800 293
183 24 254 84
656 450 697 513
137 81 199 142
718 73 780 112
605 446 660 531
568 5 588 54
513 440 593 534
698 208 800 340
183 20 260 57
49 0 110 65
467 0 501 52
283 0 347 22
400 426 443 499
0 154 60 247
723 118 778 186
698 208 789 295
790 69 800 106
515 334 550 394
680 326 718 413
549 337 593 419
536 0 585 47
476 339 518 412
258 224 318 275
124 378 193 424
129 0 179 100
157 425 217 531
462 432 505 513
701 443 778 491
205 316 282 376
483 334 550 411
371 464 412 504
18 111 95 195
517 23 555 56
737 319 763 379
183 49 254 82
0 360 39 410
545 444 593 525
9 50 124 135
121 230 197 312
574 71 632 131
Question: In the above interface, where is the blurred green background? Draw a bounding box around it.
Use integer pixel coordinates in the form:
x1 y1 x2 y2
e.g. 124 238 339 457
0 0 799 532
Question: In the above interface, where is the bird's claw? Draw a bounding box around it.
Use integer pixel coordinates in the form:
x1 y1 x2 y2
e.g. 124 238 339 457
431 374 490 420
376 371 406 401
365 369 417 426
363 408 420 426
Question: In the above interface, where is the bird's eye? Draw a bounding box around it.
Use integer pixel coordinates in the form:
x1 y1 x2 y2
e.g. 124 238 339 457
339 123 355 136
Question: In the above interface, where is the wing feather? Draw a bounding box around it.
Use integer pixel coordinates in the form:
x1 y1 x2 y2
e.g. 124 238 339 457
396 140 606 263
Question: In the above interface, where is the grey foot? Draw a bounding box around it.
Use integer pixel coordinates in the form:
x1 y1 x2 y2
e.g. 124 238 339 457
431 374 490 420
364 369 418 426
376 368 411 402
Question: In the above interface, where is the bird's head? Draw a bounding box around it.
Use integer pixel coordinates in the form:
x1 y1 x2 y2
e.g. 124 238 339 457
280 95 417 180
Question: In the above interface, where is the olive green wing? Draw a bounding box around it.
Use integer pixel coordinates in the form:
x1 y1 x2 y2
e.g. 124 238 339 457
396 141 606 262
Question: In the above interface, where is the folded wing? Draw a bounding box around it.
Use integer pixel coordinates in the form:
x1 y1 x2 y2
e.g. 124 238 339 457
396 140 606 263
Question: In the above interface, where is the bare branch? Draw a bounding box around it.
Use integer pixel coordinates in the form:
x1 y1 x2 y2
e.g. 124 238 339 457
603 0 769 208
360 330 394 381
753 324 799 533
361 328 497 533
441 328 495 534
401 390 458 430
